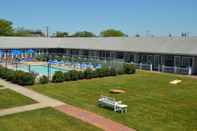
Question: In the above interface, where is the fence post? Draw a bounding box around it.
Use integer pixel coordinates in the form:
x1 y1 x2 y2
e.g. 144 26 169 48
188 67 192 75
162 65 165 72
150 64 153 71
15 63 18 71
140 63 142 70
158 65 160 72
174 66 177 73
28 64 31 72
48 63 51 80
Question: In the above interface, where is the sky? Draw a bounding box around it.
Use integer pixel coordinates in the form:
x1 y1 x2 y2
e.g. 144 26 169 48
0 0 196 36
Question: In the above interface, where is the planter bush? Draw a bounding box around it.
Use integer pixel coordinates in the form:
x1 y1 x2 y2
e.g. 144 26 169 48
79 71 85 79
84 68 94 79
64 72 72 81
123 64 136 74
12 71 35 86
5 69 15 81
109 67 117 76
20 72 35 85
69 70 80 81
52 71 65 83
0 67 8 79
39 75 49 84
96 66 111 77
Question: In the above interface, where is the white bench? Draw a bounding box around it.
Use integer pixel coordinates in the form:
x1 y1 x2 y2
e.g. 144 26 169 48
97 96 128 113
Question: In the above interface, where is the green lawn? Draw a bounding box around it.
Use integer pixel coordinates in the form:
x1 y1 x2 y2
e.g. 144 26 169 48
0 89 35 109
0 108 101 131
30 71 197 131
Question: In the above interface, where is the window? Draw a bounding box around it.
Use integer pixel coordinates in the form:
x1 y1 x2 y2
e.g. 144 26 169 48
164 55 174 66
182 57 192 67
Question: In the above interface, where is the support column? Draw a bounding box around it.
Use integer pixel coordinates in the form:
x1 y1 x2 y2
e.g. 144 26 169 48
192 56 197 75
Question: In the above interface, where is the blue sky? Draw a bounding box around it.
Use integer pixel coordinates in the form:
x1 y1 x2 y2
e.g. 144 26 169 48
0 0 196 36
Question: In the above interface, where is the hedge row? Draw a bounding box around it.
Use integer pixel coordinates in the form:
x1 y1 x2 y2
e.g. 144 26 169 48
52 64 136 83
0 66 35 86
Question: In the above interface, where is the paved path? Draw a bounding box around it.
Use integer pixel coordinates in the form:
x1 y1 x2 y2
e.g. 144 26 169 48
0 103 47 117
0 87 7 90
0 79 64 116
56 104 135 131
0 79 64 107
0 79 135 131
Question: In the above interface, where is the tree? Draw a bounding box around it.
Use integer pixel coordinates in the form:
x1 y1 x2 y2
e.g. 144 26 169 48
54 32 68 37
71 31 96 37
14 27 45 37
135 34 140 38
100 29 126 37
0 19 14 36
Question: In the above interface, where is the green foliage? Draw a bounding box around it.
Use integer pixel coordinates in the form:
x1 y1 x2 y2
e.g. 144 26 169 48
96 66 111 77
0 66 35 86
64 72 72 81
109 67 117 76
13 27 44 37
123 64 136 74
12 71 35 86
71 31 96 37
52 71 65 83
79 71 85 79
51 64 135 83
84 68 94 79
36 54 49 61
135 34 140 38
69 70 80 81
0 19 13 36
54 31 68 37
100 29 126 37
0 67 8 79
5 69 15 81
39 75 49 84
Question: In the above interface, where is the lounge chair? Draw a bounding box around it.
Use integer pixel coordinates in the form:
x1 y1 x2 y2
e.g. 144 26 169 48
95 64 102 69
97 96 128 113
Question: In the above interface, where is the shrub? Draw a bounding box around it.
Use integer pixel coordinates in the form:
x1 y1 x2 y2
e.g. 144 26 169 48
20 72 35 85
109 67 117 76
0 66 35 86
91 70 98 78
12 71 35 86
84 68 94 79
52 71 65 83
69 70 80 81
79 71 85 79
5 69 15 81
0 67 8 79
96 66 112 77
12 71 35 85
39 75 49 84
123 64 136 74
64 72 71 81
116 68 125 75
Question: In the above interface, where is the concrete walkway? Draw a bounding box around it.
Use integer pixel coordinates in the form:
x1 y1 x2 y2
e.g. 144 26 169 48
0 79 135 131
0 79 64 107
0 79 64 116
0 87 7 90
0 103 47 117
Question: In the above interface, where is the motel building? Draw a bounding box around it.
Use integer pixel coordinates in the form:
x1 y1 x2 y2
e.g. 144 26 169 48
0 36 197 75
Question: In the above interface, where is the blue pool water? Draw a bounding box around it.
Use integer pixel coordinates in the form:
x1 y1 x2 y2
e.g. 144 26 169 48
17 65 68 76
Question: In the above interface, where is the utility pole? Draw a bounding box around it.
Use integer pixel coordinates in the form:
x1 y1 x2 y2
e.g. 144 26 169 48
46 26 49 37
44 26 49 37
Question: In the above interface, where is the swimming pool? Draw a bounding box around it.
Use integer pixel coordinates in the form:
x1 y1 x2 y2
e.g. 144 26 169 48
17 65 68 76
